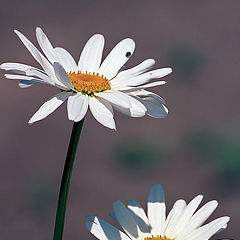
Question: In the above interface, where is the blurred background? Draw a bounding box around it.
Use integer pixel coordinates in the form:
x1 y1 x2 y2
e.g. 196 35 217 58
0 0 239 239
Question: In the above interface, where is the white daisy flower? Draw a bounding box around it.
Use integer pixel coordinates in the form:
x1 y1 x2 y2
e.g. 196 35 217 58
86 184 230 240
0 28 172 130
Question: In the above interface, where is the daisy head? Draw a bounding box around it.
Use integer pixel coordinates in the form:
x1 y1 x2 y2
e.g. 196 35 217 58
1 28 172 130
86 184 229 240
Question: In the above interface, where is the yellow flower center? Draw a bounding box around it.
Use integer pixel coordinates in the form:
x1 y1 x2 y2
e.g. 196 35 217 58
144 235 172 240
68 71 111 95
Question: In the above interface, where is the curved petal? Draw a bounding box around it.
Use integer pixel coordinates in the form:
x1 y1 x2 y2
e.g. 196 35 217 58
147 184 166 236
112 95 146 118
19 80 37 88
178 200 218 237
95 90 131 109
99 38 135 80
53 62 74 90
78 34 105 73
115 81 166 92
133 90 166 104
113 200 140 240
0 62 39 74
54 47 77 72
67 94 88 122
127 200 150 233
89 97 116 130
183 217 230 240
14 30 55 80
26 68 55 85
86 216 131 240
36 27 56 63
28 91 71 124
114 68 172 87
173 195 203 237
111 59 155 85
136 95 168 119
164 200 186 238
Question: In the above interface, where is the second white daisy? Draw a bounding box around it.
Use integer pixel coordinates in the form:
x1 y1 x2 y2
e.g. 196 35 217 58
86 184 229 240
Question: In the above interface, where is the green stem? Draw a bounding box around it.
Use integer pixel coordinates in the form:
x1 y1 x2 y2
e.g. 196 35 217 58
53 118 85 240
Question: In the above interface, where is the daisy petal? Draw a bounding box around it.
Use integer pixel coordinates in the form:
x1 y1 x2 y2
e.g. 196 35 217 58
147 184 166 236
26 68 55 85
113 200 139 240
67 94 88 122
53 62 74 89
89 97 116 130
78 34 104 73
134 90 166 104
164 200 186 238
183 216 230 240
112 95 146 117
14 30 55 79
128 200 150 233
28 91 71 124
114 68 172 87
86 216 131 240
95 90 131 109
4 74 39 81
36 27 56 63
178 200 218 237
116 81 166 92
173 195 203 237
99 38 135 80
54 47 77 72
111 59 155 85
136 95 168 119
19 80 37 88
0 62 38 74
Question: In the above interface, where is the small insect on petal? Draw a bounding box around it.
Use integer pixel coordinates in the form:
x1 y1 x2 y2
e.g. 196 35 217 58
125 52 131 57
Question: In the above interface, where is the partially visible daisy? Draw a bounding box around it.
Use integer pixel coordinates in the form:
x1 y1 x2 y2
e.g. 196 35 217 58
0 28 172 129
86 184 229 240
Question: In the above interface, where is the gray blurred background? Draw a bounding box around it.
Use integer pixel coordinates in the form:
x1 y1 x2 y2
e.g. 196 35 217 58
0 0 239 239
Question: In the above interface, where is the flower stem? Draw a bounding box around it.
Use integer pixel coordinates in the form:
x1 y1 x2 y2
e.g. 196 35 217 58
53 118 85 240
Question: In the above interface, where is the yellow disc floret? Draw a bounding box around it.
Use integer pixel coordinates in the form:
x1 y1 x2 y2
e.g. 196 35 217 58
144 235 172 240
68 71 111 95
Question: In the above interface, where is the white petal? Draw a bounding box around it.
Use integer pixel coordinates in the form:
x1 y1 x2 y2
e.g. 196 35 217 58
133 90 166 104
26 68 55 85
67 94 88 122
14 30 55 80
183 217 230 240
78 34 104 73
111 59 155 85
53 62 74 89
36 27 56 63
116 81 166 92
28 92 71 124
19 80 37 88
173 195 203 237
113 68 172 87
5 74 39 81
89 97 116 130
127 200 150 233
147 184 166 236
86 216 131 240
112 95 146 118
95 90 131 109
178 200 218 237
0 62 38 74
136 95 168 119
113 200 140 240
54 47 77 72
164 200 186 238
99 38 135 80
